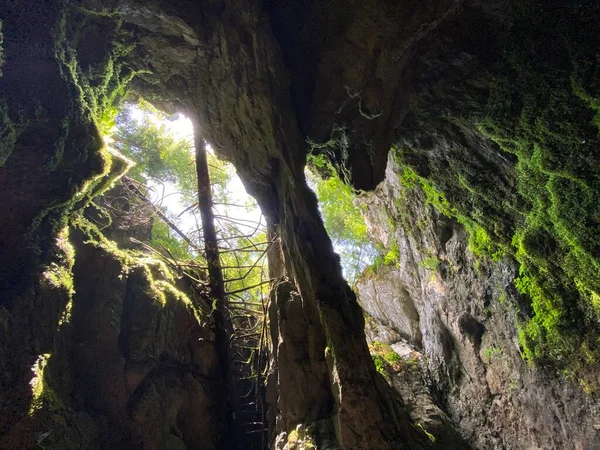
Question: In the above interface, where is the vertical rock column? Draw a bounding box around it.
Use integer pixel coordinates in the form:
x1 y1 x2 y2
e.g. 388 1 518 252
181 2 425 448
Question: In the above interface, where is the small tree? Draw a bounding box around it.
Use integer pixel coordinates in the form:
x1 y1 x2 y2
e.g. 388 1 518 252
111 100 271 447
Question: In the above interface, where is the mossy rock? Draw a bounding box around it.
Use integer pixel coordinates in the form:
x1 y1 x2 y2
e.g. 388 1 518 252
392 0 600 389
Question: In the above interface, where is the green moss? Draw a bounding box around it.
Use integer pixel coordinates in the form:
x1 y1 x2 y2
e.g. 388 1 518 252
383 241 400 266
307 125 354 184
419 257 440 271
396 161 508 261
28 146 132 248
394 0 600 389
481 345 502 364
384 350 401 364
42 227 75 296
361 236 400 279
19 6 139 260
71 214 204 320
287 426 317 450
372 354 386 375
476 1 600 385
29 353 53 415
50 7 142 176
369 340 409 379
72 148 133 209
28 353 97 449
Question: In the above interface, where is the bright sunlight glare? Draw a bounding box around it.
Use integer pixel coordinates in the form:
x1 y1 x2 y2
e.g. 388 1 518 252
126 104 263 246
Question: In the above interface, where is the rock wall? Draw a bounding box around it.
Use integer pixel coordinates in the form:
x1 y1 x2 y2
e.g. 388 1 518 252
354 1 600 448
357 154 600 449
1 1 433 447
0 1 123 435
1 0 598 448
104 1 458 447
0 190 224 450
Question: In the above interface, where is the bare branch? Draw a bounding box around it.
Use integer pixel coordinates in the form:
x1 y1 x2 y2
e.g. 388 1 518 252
124 179 203 254
226 279 274 296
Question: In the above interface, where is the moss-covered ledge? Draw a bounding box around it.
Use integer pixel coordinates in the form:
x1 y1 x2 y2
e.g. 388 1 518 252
0 210 220 449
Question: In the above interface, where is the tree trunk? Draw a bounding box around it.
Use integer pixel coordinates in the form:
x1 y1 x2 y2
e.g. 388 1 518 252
194 131 238 448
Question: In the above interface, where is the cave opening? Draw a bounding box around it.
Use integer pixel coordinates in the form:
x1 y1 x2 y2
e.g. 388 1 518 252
106 99 275 450
2 1 600 449
97 97 387 448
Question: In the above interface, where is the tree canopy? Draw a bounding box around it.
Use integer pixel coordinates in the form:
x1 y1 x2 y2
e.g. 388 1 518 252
306 157 378 283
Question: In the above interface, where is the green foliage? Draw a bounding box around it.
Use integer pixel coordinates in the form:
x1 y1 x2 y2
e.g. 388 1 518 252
312 174 368 244
306 156 378 282
21 6 137 246
307 125 354 183
419 257 441 271
363 256 384 278
372 354 386 375
370 341 402 366
72 214 202 316
29 354 52 415
8 7 138 252
481 345 502 364
384 350 401 364
114 101 236 202
42 227 76 300
114 102 195 194
150 217 192 260
54 11 138 138
362 240 399 278
383 241 400 266
112 102 270 306
287 426 317 450
415 423 436 444
28 351 97 449
369 339 421 388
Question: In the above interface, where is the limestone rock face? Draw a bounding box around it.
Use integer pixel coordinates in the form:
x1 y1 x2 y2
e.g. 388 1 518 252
359 267 422 346
266 277 337 449
357 154 600 449
0 200 223 449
